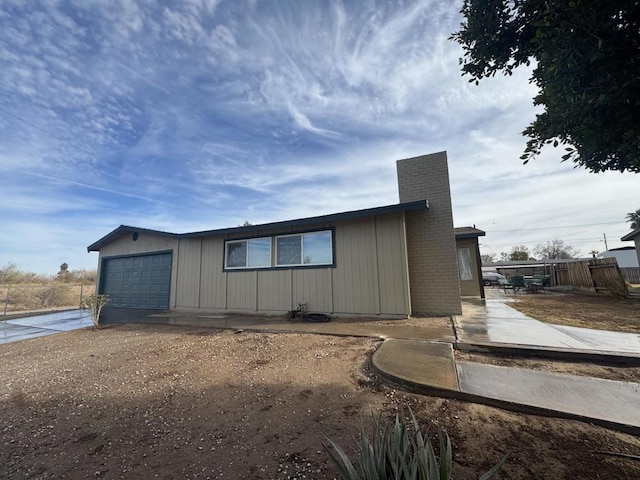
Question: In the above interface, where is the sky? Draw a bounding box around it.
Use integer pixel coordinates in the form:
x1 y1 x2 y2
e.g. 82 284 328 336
0 0 638 275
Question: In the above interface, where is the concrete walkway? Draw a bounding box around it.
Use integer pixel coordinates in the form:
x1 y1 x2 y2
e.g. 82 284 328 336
372 339 640 435
455 297 640 357
372 296 640 435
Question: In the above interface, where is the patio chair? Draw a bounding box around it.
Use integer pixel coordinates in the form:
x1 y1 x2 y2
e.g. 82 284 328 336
511 275 526 293
498 277 515 294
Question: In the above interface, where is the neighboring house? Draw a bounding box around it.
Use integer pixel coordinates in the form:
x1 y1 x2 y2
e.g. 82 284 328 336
621 228 640 267
88 152 470 317
597 246 640 268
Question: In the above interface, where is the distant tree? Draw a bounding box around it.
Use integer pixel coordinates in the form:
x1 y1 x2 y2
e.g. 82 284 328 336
499 251 509 262
451 0 640 173
626 209 640 230
534 239 579 259
241 221 253 227
509 245 533 261
480 253 496 264
57 263 70 282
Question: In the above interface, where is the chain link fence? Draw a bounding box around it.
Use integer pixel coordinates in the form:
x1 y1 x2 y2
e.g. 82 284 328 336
1 284 96 315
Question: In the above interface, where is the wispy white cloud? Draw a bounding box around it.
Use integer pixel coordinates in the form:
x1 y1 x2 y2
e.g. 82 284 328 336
0 0 636 273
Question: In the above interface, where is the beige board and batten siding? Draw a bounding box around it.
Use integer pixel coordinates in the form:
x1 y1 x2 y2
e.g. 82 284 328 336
172 212 410 315
95 232 179 308
175 238 202 308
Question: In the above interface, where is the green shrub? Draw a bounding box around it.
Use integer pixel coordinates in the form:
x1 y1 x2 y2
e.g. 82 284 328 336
324 407 505 480
80 294 110 329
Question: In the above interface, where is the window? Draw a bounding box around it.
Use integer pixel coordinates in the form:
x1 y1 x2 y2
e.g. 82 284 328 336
225 237 271 269
224 230 333 270
457 247 473 281
276 231 333 266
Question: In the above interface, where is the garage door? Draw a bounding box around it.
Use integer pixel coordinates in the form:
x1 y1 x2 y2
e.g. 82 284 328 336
100 252 172 309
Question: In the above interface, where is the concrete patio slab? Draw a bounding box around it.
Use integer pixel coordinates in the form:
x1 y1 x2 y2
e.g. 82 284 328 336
372 339 458 391
128 312 456 342
457 361 640 433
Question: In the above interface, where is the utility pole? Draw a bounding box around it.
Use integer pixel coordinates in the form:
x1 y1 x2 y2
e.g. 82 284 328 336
603 233 609 251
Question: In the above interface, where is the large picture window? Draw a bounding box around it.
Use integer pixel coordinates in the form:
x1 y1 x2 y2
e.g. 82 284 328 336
225 237 271 269
276 231 333 266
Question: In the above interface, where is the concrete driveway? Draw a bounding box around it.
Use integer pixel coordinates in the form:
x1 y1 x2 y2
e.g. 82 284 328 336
0 310 93 345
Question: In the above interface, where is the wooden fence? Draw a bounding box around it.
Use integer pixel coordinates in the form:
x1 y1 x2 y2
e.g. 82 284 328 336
620 267 640 284
553 258 628 294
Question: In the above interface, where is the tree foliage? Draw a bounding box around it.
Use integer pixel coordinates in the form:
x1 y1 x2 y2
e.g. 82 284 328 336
533 239 579 259
481 253 496 264
626 208 640 230
452 0 640 173
81 294 110 329
500 245 533 261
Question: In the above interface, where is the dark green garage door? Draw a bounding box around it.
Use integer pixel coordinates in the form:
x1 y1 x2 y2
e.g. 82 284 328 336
100 252 172 309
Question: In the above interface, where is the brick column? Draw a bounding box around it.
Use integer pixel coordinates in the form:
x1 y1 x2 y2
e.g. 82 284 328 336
396 152 462 315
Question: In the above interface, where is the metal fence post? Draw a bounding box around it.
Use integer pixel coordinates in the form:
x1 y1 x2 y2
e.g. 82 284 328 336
79 285 84 308
3 287 9 316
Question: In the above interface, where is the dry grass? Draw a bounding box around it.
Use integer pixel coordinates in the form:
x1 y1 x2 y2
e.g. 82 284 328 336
0 284 96 314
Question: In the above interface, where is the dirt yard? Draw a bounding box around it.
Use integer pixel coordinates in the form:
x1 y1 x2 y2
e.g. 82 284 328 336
2 324 640 479
506 291 640 333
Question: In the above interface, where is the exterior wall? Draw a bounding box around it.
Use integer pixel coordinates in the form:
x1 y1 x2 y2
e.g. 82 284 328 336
456 238 482 297
96 232 179 308
397 152 462 315
171 212 410 316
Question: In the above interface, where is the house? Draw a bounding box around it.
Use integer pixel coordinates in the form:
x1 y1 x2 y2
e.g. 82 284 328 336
454 227 486 298
88 152 480 317
621 228 640 267
597 246 640 268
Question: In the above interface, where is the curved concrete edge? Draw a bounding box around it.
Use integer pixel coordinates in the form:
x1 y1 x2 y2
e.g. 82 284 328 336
371 340 640 437
456 341 640 366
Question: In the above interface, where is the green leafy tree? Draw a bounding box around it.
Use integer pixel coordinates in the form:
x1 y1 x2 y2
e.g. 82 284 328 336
533 239 579 259
626 209 640 230
451 0 640 173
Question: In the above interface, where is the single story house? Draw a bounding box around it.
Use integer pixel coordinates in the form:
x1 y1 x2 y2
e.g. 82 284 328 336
88 152 481 317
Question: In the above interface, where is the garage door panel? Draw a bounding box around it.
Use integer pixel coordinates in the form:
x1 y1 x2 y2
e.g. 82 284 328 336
101 252 172 309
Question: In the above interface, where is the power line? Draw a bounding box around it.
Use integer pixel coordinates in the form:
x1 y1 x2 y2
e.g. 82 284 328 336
487 221 622 233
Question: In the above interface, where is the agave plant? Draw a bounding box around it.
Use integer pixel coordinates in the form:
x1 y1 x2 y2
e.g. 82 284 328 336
323 407 505 480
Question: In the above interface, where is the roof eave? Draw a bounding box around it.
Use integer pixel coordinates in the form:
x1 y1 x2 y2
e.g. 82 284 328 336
87 200 429 252
621 227 640 241
87 225 178 252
